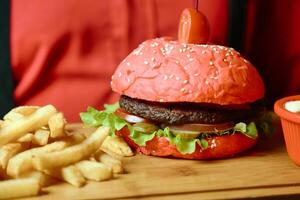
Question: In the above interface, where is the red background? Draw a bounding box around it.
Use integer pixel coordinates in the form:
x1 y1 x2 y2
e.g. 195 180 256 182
10 0 300 121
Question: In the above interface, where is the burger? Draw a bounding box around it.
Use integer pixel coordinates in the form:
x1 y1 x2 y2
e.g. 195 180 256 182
81 38 265 159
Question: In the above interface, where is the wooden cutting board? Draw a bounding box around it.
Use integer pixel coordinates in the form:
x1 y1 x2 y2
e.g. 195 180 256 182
23 124 300 200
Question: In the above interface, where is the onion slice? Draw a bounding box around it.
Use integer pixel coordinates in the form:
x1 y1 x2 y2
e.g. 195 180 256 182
115 109 150 123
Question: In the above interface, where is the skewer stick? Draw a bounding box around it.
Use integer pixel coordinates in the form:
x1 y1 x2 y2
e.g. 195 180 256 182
194 0 199 12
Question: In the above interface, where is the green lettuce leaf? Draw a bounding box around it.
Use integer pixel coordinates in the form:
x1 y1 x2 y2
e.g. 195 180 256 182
233 122 258 139
80 103 126 136
233 122 247 133
104 102 120 113
173 136 197 154
130 130 156 146
246 122 258 139
80 103 266 155
198 139 209 149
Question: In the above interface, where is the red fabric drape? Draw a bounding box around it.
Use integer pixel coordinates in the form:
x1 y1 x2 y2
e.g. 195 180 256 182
10 0 300 121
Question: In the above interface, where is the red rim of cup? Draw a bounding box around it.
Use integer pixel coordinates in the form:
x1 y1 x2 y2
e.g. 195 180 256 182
274 95 300 123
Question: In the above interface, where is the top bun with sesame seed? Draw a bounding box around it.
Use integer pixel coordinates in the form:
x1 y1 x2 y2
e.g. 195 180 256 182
109 38 265 160
111 38 264 105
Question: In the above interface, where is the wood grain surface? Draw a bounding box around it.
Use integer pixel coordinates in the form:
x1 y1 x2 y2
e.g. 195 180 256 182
22 124 300 200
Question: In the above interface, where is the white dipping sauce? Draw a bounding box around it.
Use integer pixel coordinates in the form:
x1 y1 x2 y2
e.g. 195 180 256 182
285 100 300 113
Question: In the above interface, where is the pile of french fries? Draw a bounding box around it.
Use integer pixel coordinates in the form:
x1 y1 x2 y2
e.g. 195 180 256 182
0 105 133 199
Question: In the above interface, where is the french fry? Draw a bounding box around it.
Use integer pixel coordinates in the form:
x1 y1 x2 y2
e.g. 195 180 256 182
49 112 66 138
0 120 4 128
33 129 50 146
3 111 24 122
7 141 68 177
33 126 109 170
101 136 134 157
94 151 124 174
21 171 57 187
0 178 40 199
75 160 112 181
0 120 11 128
0 105 57 146
0 143 23 170
0 168 8 179
99 148 124 160
8 106 40 116
44 165 86 187
62 133 86 144
17 133 34 143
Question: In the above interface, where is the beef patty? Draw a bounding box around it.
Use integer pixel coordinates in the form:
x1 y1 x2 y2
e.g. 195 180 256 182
119 95 257 125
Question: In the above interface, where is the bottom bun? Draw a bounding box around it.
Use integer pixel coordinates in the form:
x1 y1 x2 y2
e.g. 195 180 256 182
117 128 257 159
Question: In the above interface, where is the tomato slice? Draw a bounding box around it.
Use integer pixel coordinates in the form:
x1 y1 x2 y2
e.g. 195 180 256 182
178 8 210 44
115 109 150 123
169 122 234 133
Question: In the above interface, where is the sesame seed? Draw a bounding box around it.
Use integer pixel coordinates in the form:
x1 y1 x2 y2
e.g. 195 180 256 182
194 73 199 77
201 50 206 54
205 80 209 85
144 61 149 65
151 42 158 47
138 52 143 55
159 99 164 102
223 58 227 62
111 75 115 79
183 44 187 48
151 57 155 62
183 80 188 84
127 78 131 82
209 60 214 66
187 54 191 58
175 60 180 64
164 75 168 80
179 49 183 53
118 72 122 77
153 50 157 54
126 62 131 66
180 88 186 93
184 21 188 25
226 51 233 56
110 81 113 86
169 74 174 79
184 66 188 70
244 59 249 63
189 58 194 61
176 77 180 80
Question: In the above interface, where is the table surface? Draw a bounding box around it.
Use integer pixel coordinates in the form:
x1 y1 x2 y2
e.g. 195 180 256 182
23 124 300 200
